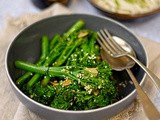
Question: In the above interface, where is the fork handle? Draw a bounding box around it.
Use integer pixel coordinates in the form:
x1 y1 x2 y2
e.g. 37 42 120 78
127 54 160 90
126 69 160 120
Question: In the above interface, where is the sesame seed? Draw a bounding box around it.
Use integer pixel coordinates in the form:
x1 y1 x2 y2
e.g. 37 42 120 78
78 79 81 84
98 85 101 89
129 80 133 85
88 89 92 94
61 69 66 72
66 66 69 69
70 102 73 105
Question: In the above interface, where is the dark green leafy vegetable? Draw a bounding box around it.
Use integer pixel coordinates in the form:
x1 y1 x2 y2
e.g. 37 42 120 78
15 20 119 110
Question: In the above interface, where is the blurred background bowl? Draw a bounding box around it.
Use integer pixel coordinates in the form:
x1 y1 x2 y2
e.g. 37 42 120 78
88 0 160 20
5 14 147 120
31 0 70 9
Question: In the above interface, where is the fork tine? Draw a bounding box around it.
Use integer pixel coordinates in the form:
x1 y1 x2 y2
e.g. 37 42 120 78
96 36 110 55
103 29 125 53
97 30 116 55
99 29 122 55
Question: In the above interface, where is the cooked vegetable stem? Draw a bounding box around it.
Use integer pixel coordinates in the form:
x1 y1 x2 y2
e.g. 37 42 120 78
16 36 49 86
65 20 85 37
15 20 119 110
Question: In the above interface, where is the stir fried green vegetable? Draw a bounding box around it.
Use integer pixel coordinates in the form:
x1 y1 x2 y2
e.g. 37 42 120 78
15 20 119 110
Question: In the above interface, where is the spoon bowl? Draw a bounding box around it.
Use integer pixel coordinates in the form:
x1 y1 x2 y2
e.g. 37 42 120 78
98 29 160 90
98 31 160 119
101 36 135 71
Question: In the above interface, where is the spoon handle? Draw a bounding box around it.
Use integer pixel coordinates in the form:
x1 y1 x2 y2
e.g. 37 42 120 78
127 54 160 90
126 68 160 120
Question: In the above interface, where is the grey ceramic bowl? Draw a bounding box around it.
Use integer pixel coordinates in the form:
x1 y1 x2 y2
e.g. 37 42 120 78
5 14 147 120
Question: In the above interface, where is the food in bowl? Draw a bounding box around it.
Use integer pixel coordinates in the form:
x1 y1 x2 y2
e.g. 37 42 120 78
6 14 147 120
91 0 160 15
14 20 119 110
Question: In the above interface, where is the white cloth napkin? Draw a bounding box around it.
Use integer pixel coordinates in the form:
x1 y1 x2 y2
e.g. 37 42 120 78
0 3 159 120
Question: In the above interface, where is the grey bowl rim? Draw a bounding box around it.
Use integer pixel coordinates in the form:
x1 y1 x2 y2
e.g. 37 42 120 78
5 13 148 114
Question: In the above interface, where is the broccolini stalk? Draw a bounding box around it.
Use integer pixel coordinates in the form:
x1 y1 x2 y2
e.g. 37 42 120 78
41 20 85 86
41 35 66 86
88 33 98 54
53 37 85 67
27 74 42 88
28 42 64 88
15 61 48 74
15 72 32 86
16 60 101 87
16 36 49 86
28 36 50 87
67 32 100 67
65 20 85 38
65 30 98 67
41 76 50 86
15 60 118 110
40 35 49 59
15 20 119 110
15 61 78 81
49 34 61 50
15 60 113 89
42 30 96 86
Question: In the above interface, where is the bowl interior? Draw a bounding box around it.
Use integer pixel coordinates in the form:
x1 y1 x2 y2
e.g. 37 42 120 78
6 14 147 105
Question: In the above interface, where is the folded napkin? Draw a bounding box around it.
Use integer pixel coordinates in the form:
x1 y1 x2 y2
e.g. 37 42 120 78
0 3 159 120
